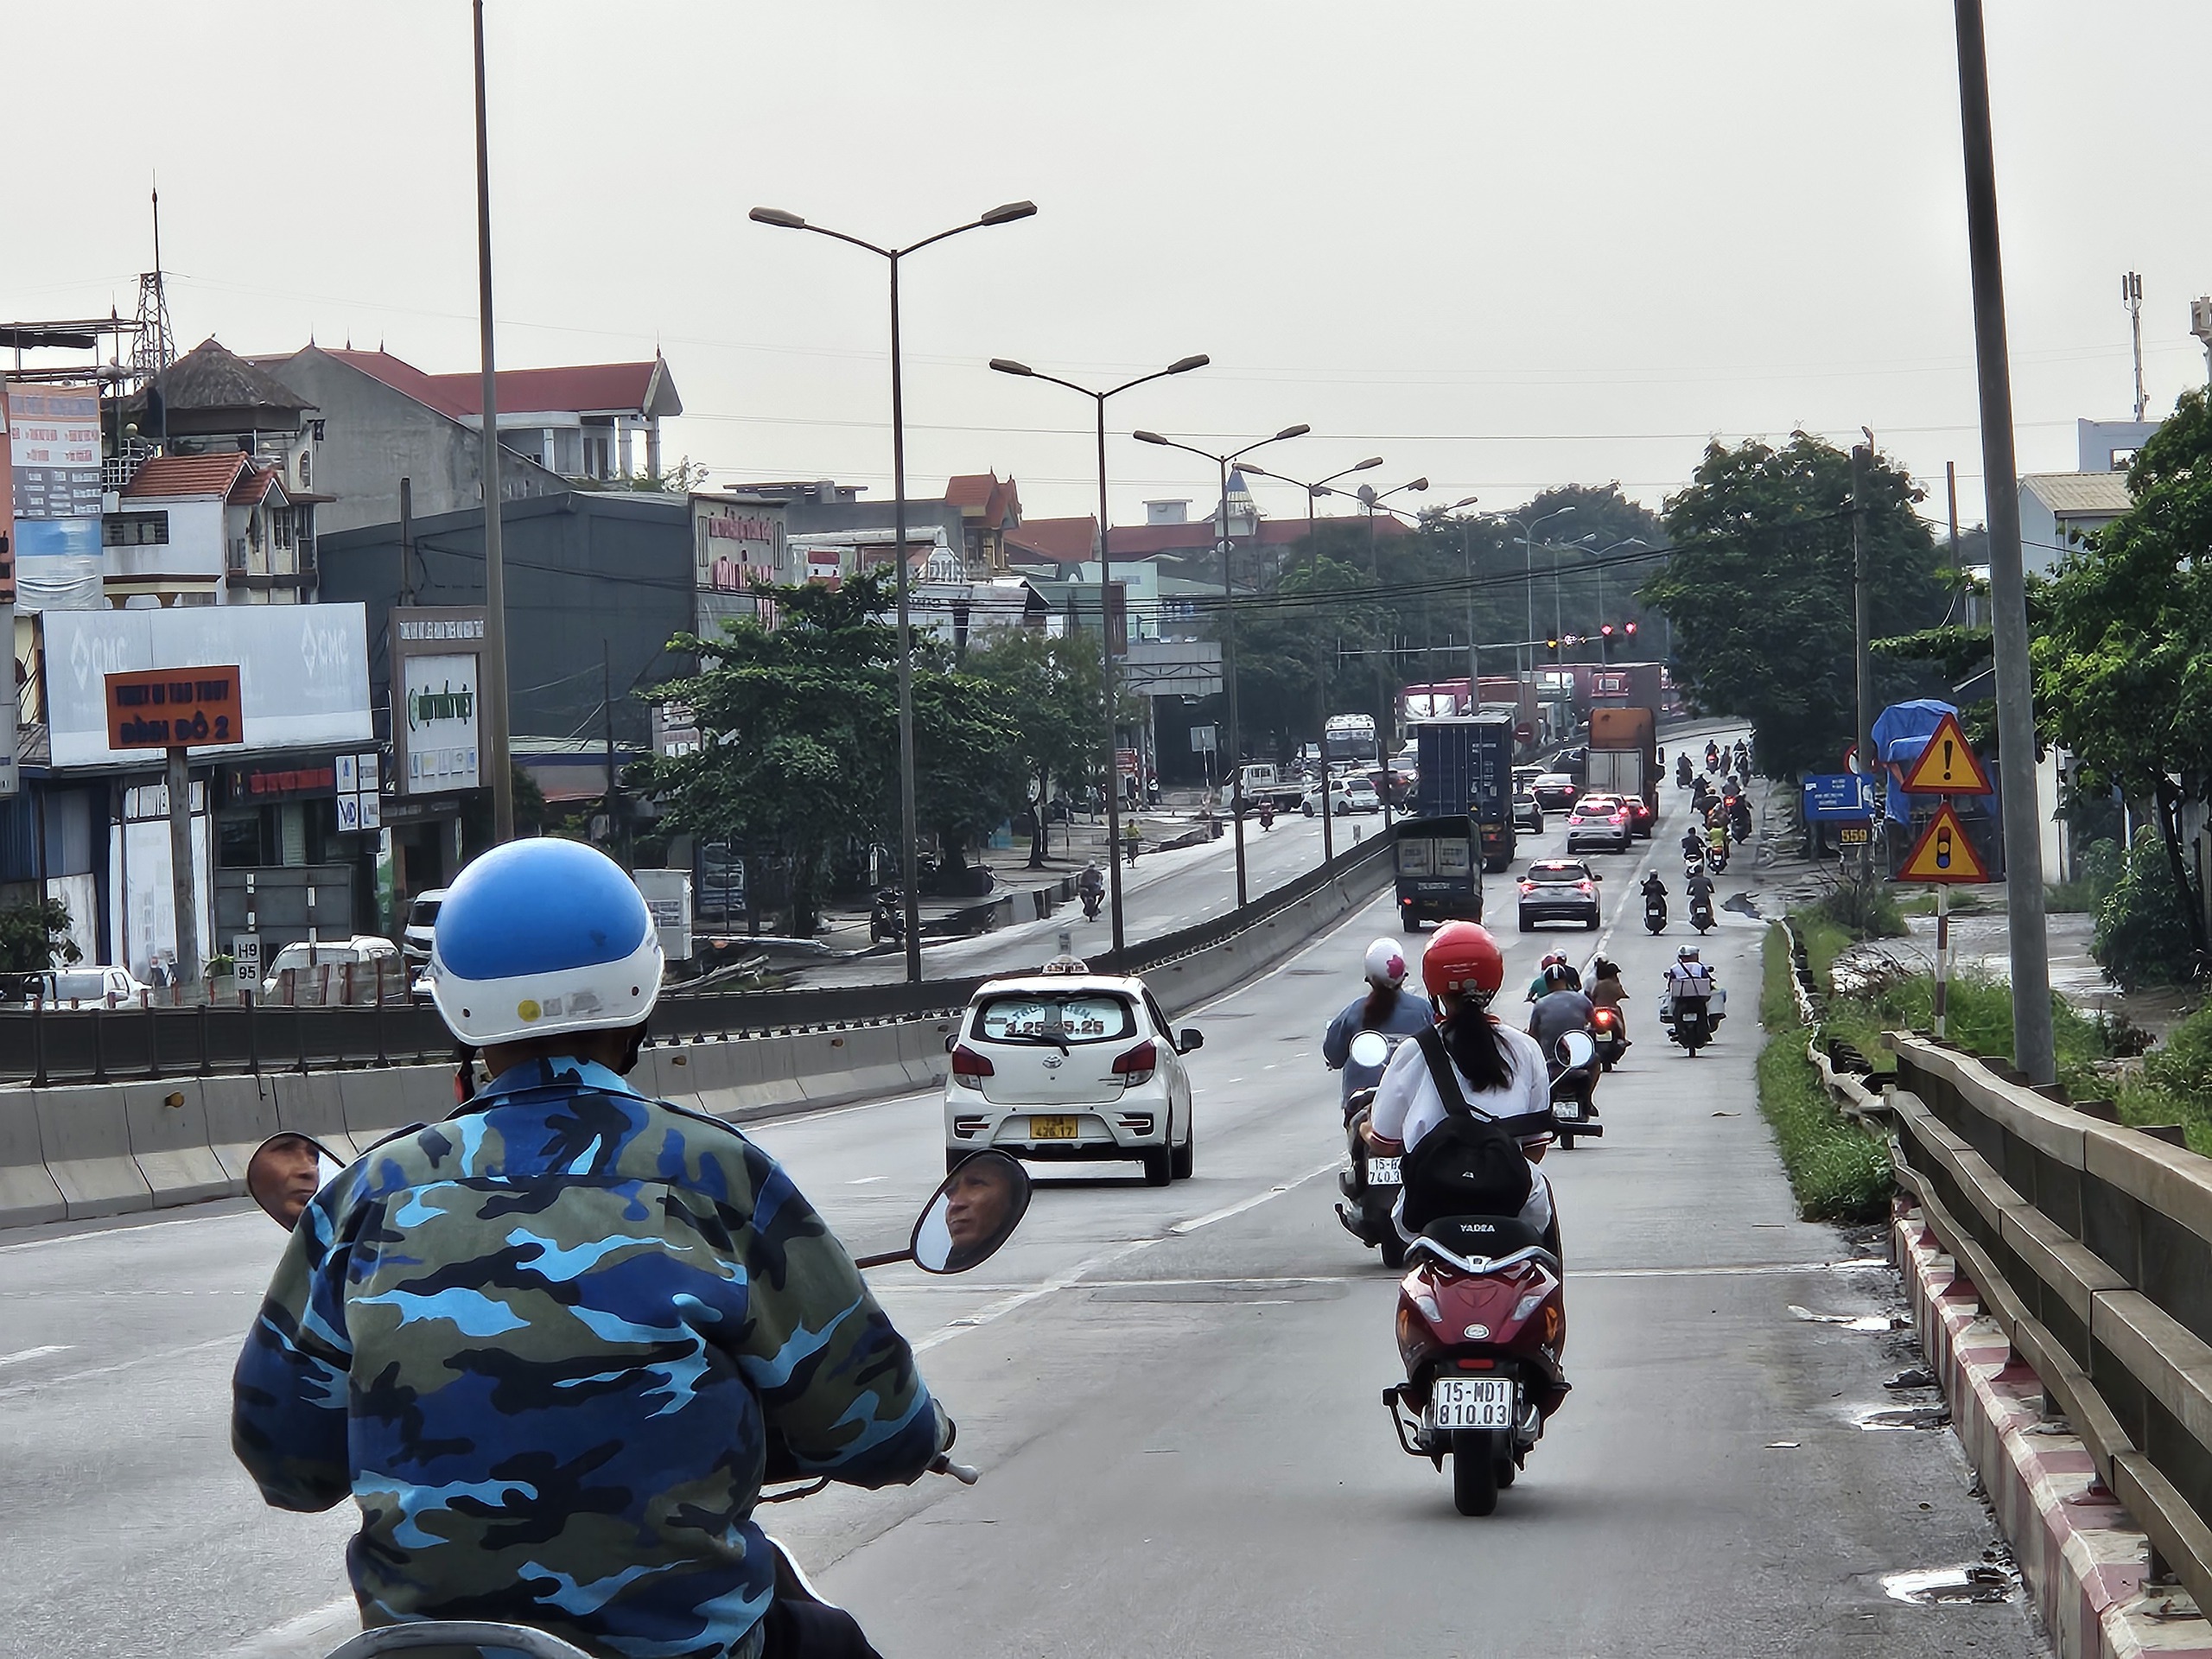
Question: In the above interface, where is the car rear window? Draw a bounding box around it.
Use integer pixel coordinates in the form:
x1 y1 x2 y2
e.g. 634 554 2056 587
1529 864 1587 884
975 992 1136 1045
406 899 442 928
51 972 109 1001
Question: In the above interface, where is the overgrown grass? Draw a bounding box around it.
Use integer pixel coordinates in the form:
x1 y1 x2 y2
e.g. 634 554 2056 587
1758 925 1894 1223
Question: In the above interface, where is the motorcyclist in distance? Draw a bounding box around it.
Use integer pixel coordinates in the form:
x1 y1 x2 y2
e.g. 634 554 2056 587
1685 859 1717 905
1527 962 1597 1059
1662 943 1719 1022
1680 824 1707 866
1077 858 1105 916
232 839 946 1659
1324 938 1435 1112
1523 950 1582 1002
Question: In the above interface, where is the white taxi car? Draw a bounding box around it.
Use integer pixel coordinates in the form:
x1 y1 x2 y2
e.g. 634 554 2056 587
943 962 1203 1186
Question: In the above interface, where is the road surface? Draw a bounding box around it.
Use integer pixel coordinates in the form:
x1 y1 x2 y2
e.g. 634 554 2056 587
0 747 2035 1657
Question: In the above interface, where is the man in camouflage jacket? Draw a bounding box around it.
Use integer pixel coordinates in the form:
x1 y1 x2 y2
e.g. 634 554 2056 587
232 1052 947 1659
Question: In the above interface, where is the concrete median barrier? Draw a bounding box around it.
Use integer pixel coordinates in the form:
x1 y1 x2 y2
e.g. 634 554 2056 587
122 1080 232 1207
202 1076 283 1183
633 1046 707 1115
696 1039 803 1122
0 1095 67 1230
791 1025 912 1107
267 1071 361 1162
897 1020 956 1092
340 1068 441 1151
32 1086 155 1220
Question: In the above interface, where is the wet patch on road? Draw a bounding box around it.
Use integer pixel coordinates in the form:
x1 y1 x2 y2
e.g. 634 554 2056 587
1852 1402 1953 1432
1877 1562 2019 1605
1789 1303 1908 1332
1085 1278 1351 1304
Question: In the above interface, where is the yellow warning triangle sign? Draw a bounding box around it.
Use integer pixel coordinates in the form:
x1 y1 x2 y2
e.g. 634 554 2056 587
1897 712 1993 795
1897 802 1993 884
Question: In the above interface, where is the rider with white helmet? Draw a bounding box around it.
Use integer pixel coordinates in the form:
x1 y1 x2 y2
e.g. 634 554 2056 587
232 839 947 1659
1323 938 1437 1110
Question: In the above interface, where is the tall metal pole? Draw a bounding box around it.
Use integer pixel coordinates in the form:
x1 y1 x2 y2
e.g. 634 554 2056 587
471 0 513 844
1220 455 1247 907
1851 442 1875 794
166 746 199 989
1094 395 1127 957
888 253 923 982
1462 520 1479 695
1954 0 2055 1084
1522 526 1535 674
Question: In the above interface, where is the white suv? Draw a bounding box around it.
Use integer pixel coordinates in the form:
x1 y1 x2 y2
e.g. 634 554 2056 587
944 968 1203 1186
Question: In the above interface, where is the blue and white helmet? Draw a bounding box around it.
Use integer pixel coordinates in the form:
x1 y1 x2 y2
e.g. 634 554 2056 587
429 839 663 1046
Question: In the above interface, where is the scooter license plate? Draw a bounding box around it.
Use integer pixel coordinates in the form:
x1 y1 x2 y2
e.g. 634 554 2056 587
1554 1096 1581 1121
1428 1376 1515 1431
1365 1155 1402 1186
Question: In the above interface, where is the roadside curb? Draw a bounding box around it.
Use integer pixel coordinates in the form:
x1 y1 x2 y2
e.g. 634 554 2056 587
1894 1211 2212 1659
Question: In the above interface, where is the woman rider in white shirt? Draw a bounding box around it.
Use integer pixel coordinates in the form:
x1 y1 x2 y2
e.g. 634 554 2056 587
1366 920 1560 1250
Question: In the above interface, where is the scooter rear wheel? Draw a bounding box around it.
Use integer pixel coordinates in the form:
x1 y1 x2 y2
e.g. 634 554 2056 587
1452 1430 1501 1516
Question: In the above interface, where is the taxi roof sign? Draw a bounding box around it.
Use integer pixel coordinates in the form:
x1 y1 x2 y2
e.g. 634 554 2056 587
1896 802 1994 884
1897 711 1993 796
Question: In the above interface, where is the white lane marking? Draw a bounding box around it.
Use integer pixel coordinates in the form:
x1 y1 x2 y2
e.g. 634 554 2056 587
1170 1158 1341 1235
0 1207 254 1255
214 1594 359 1659
0 1333 235 1403
0 1344 69 1368
846 1175 888 1185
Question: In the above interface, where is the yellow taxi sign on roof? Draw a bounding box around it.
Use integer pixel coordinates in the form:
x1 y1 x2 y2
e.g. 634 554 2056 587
1896 802 1993 885
1897 712 1994 796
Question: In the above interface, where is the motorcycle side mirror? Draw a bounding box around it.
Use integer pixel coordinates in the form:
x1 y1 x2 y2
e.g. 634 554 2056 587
1556 1030 1598 1071
246 1132 346 1229
1347 1030 1392 1070
861 1150 1033 1275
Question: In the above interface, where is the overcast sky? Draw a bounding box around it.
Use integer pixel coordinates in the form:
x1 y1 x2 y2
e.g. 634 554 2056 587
12 2 2209 534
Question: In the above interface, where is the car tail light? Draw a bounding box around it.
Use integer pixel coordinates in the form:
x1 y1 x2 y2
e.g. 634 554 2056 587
1117 1113 1156 1136
1518 881 1535 893
950 1046 995 1087
1576 880 1592 893
952 1115 988 1137
1113 1040 1158 1086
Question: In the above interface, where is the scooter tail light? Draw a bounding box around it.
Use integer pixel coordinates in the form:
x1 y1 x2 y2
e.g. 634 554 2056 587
1112 1039 1158 1085
950 1045 995 1085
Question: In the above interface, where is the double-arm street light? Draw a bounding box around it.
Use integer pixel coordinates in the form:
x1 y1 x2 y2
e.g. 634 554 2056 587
1132 424 1311 907
1236 455 1387 872
1446 496 1481 690
1504 505 1577 671
989 352 1211 959
749 199 1038 982
1355 479 1427 827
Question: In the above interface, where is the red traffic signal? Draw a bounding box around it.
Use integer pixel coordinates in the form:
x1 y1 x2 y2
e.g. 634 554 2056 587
1599 623 1614 638
1624 620 1637 636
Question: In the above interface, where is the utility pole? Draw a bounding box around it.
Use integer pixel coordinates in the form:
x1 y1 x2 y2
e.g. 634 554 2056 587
167 745 198 988
472 0 514 844
602 638 618 857
1851 438 1875 802
2124 271 2147 422
1954 0 2056 1085
398 477 413 607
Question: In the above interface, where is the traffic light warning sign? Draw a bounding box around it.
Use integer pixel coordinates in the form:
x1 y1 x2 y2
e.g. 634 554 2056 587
1897 712 1993 795
1896 802 1993 884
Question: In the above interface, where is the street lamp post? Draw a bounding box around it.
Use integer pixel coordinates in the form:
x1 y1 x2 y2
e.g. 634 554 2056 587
1133 425 1312 907
1585 536 1645 641
1355 480 1427 828
988 353 1210 960
471 0 515 842
1447 496 1481 696
1506 506 1577 671
750 200 1037 983
1239 455 1385 872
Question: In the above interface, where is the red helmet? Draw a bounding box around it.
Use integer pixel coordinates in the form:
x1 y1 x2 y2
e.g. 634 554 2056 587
1422 921 1505 1007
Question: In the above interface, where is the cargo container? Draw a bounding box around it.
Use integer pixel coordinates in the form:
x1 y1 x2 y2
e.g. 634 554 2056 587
1586 704 1658 824
1410 714 1517 872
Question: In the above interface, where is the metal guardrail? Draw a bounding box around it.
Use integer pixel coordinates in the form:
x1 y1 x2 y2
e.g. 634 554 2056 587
0 836 1395 1085
1813 1033 2212 1614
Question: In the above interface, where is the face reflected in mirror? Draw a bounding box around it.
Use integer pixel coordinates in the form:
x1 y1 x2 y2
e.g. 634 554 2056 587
913 1151 1032 1274
246 1132 340 1229
1348 1031 1392 1070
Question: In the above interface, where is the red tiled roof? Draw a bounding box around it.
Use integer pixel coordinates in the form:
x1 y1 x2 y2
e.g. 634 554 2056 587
121 452 252 500
228 465 288 507
944 473 997 511
1005 515 1096 565
321 351 677 421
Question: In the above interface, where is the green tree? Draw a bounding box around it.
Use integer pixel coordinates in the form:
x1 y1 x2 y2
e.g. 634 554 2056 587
0 898 81 976
637 570 1020 931
967 631 1108 867
2032 388 2212 968
1643 435 1949 778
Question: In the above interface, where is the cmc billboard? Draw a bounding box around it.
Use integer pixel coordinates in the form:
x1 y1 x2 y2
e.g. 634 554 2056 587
43 605 372 768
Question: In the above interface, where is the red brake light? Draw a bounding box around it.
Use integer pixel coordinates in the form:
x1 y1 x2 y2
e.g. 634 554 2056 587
1577 880 1593 893
1113 1039 1158 1086
950 1045 995 1085
1518 881 1535 893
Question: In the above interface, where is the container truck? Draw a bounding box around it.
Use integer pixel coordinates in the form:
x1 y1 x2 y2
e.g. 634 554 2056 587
1586 705 1658 830
1393 814 1483 934
1410 713 1518 872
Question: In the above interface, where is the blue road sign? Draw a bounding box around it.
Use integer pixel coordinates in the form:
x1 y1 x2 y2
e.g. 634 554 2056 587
1802 772 1874 823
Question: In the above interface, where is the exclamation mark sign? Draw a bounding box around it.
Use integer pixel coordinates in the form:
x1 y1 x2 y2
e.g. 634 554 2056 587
1942 738 1955 781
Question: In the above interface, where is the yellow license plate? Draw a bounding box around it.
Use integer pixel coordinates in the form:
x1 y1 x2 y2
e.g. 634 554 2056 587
1029 1116 1080 1140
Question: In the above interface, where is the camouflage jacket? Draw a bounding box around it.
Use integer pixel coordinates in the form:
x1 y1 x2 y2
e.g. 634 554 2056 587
232 1058 943 1659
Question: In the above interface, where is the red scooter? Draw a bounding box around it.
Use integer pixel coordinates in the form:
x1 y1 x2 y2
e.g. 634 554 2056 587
1381 1028 1580 1514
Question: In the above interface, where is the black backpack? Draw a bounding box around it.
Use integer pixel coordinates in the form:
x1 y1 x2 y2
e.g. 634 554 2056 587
1399 1025 1535 1230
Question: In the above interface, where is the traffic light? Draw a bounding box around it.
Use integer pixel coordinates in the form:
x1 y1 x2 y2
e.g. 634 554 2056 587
1599 622 1614 663
1547 635 1560 661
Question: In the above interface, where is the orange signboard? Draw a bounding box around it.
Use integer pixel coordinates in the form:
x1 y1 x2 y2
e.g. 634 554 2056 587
1897 712 1993 795
105 666 244 749
1896 802 1993 884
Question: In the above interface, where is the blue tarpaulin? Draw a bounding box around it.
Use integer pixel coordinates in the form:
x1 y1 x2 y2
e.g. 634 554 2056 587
1873 699 1958 824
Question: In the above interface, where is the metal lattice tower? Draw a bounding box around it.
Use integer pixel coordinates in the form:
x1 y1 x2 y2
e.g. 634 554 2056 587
130 187 175 385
